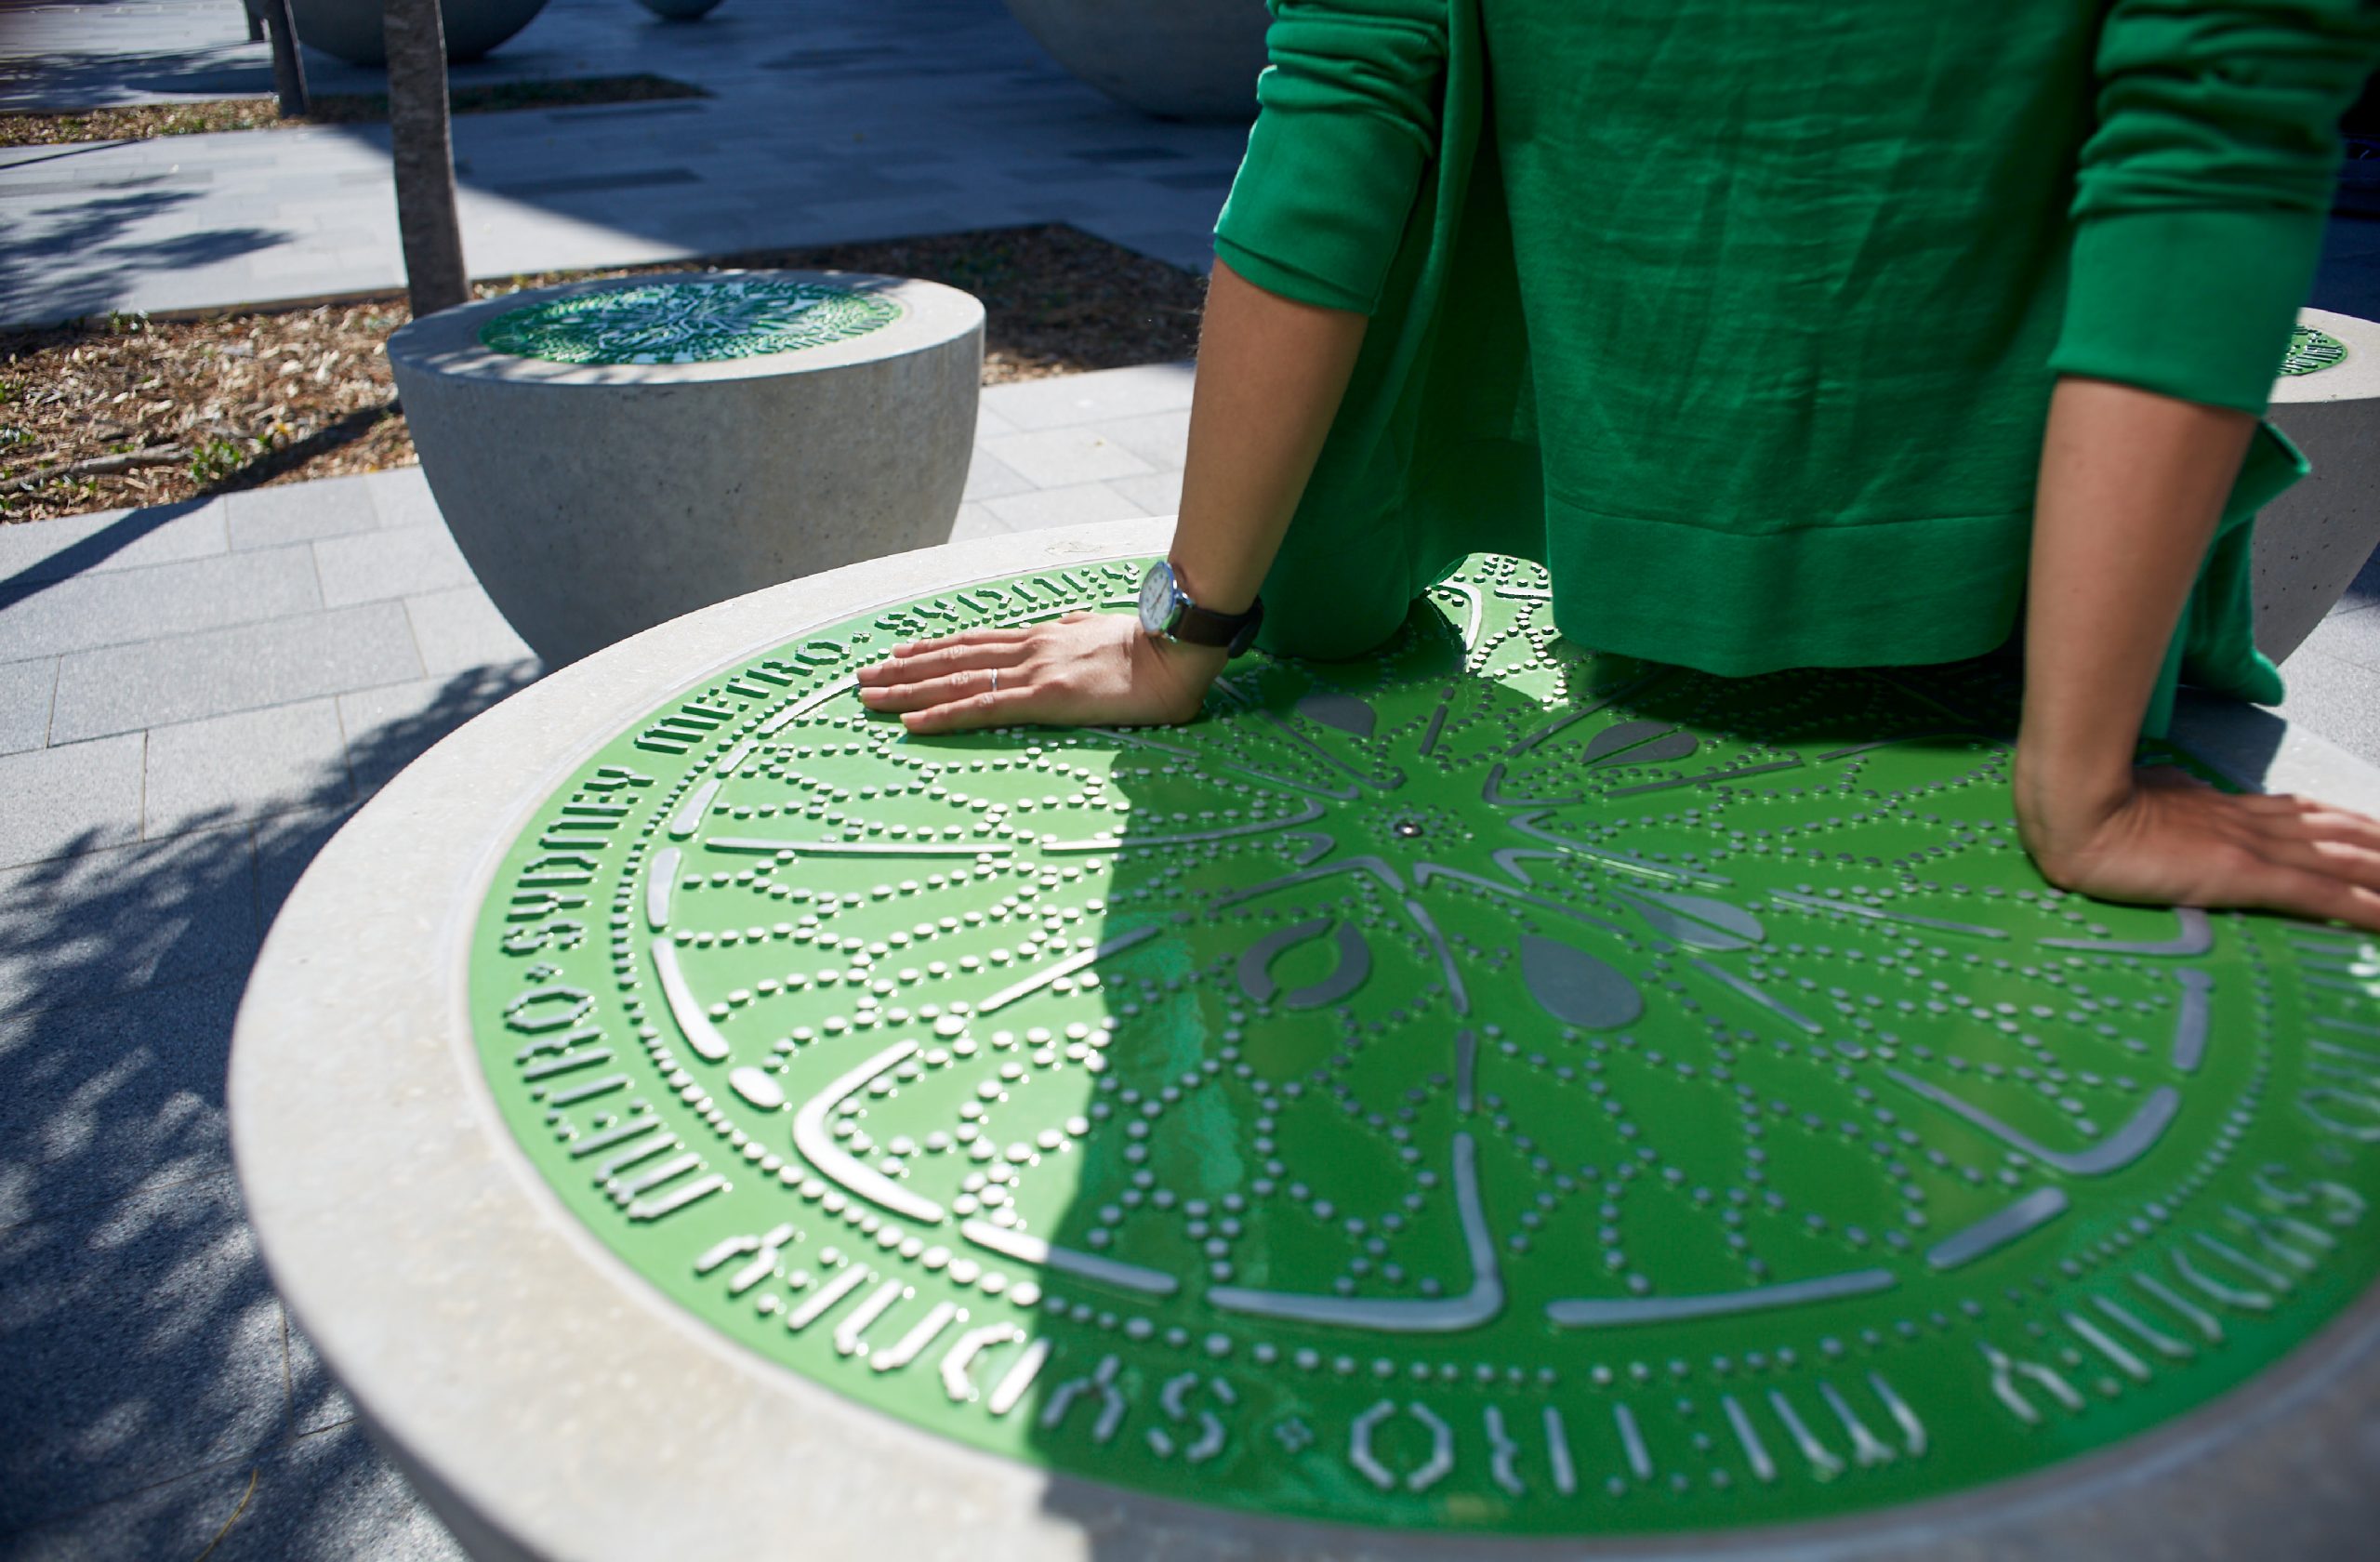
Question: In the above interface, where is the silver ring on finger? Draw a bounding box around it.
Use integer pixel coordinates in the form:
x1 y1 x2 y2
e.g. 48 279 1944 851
989 668 999 693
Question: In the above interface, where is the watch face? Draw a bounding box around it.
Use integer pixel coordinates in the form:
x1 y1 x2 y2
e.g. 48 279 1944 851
1137 560 1175 636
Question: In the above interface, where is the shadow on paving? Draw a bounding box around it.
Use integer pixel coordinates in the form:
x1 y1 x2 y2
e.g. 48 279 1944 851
0 185 280 326
0 661 539 1557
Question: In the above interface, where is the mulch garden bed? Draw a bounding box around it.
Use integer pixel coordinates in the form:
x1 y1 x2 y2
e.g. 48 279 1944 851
0 223 1208 523
0 74 707 147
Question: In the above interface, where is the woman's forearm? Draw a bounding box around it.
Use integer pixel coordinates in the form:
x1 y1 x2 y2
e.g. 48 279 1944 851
1167 256 1370 617
2015 376 2255 851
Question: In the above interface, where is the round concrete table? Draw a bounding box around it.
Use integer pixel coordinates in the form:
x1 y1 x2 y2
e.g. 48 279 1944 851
389 270 982 668
231 521 2380 1561
2256 308 2380 664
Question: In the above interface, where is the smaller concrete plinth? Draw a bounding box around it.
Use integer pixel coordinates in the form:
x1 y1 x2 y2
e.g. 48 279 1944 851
1002 0 1271 121
388 270 983 668
2257 307 2380 664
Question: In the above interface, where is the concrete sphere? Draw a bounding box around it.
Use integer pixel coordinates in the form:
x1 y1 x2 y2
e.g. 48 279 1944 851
2256 309 2380 664
637 0 726 19
1002 0 1271 121
387 270 983 668
288 0 552 65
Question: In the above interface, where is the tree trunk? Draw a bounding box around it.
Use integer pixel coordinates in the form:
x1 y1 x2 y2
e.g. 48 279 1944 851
384 0 470 318
259 0 309 116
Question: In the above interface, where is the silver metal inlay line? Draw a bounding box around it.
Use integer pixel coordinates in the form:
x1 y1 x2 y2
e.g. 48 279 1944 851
1210 1132 1501 1331
668 778 720 839
2172 968 2214 1071
1926 1187 2070 1270
1888 1071 2180 1175
960 1219 1180 1297
652 938 731 1062
645 845 680 931
1692 958 1824 1035
978 925 1160 1013
1547 1267 1894 1328
2042 906 2213 957
790 1039 945 1224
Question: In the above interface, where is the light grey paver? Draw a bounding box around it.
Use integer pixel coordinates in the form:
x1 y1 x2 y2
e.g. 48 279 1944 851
985 481 1152 531
312 526 476 609
980 426 1159 488
944 503 1013 545
961 449 1037 503
0 967 247 1229
0 1172 294 1534
2276 645 2380 764
336 664 536 799
223 475 385 551
400 588 534 680
0 658 56 754
980 363 1198 431
1105 471 1187 519
0 824 261 1018
0 501 228 588
0 546 323 661
0 734 143 868
2297 602 2380 672
1084 407 1194 468
49 603 422 745
362 468 446 532
142 699 351 837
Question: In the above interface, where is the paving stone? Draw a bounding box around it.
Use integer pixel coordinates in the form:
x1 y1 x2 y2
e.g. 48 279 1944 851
960 447 1036 503
980 426 1159 488
2274 645 2380 769
0 546 324 661
980 362 1197 431
335 663 537 801
142 698 353 837
312 525 477 609
223 474 384 550
362 467 445 531
1082 407 1193 469
400 587 535 680
49 602 423 745
0 501 227 589
0 1449 257 1561
1105 470 1186 519
2297 602 2380 673
253 804 362 933
0 656 56 754
943 502 1013 545
985 480 1151 531
208 1422 468 1561
0 1172 291 1532
0 968 247 1231
0 827 260 1019
0 734 143 869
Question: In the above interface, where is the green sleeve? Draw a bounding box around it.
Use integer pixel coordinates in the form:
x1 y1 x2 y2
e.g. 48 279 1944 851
2049 0 2380 414
1211 0 1449 315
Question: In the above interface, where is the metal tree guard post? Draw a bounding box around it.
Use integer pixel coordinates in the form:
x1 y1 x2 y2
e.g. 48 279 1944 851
259 0 310 116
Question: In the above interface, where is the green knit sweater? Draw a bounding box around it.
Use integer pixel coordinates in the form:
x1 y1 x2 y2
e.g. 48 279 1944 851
1212 0 2379 735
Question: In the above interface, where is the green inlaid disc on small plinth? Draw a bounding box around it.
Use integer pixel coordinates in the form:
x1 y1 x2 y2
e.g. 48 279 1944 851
466 554 2380 1536
478 276 902 365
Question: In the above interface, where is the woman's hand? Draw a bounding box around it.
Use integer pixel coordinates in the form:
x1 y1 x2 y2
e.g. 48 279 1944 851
2016 765 2380 931
855 611 1227 734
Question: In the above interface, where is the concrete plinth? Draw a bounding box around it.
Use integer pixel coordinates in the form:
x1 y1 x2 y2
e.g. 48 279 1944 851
2256 308 2380 663
387 270 982 668
1001 0 1271 121
231 519 2380 1562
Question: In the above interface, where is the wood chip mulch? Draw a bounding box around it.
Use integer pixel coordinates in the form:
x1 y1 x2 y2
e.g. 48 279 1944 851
0 223 1209 523
0 75 709 147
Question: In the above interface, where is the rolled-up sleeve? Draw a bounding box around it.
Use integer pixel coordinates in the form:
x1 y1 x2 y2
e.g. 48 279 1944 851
1212 0 1450 314
2049 0 2380 413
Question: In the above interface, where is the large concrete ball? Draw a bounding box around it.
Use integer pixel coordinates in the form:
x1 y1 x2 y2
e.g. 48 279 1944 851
288 0 553 66
1002 0 1271 122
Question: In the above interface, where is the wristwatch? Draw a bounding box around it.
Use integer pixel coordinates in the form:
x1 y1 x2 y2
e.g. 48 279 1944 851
1137 559 1264 655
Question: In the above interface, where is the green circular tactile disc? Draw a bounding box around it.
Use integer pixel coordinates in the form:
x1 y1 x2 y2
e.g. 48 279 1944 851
476 276 901 365
2280 325 2350 377
469 554 2380 1538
